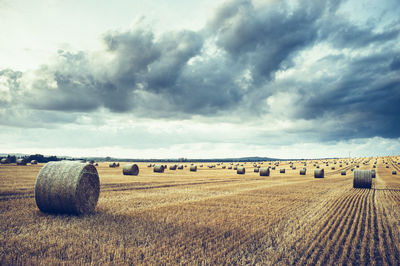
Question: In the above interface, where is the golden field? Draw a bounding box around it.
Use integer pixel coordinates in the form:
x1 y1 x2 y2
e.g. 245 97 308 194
1 157 399 265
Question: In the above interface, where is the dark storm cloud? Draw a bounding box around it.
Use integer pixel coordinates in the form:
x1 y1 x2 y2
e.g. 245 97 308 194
1 0 400 141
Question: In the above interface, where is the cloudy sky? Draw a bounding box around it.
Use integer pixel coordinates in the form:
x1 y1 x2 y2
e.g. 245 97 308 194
1 0 399 159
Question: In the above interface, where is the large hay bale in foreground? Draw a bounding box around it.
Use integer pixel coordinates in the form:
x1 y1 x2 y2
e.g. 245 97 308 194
153 165 164 173
259 168 270 176
314 169 324 178
190 165 197 172
16 159 27 165
122 164 139 176
300 168 306 175
353 170 372 189
35 161 100 214
237 166 245 174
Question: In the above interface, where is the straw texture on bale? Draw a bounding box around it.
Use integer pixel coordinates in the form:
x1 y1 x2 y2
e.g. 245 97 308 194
190 165 197 172
280 169 285 173
341 170 346 175
300 169 306 175
254 168 259 172
237 166 245 174
16 159 27 165
122 164 139 176
153 165 164 173
353 170 372 189
259 168 270 176
314 169 324 178
35 161 100 215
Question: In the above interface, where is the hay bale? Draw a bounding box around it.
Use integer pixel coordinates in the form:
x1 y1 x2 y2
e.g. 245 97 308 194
373 165 376 168
292 166 296 170
280 169 285 173
35 161 100 214
122 164 139 176
371 170 376 178
316 165 320 168
200 164 203 167
190 165 197 172
115 162 120 167
254 168 259 173
31 160 38 165
109 163 116 168
228 166 232 169
271 166 276 170
1 158 10 164
178 164 184 170
331 167 335 170
169 164 177 170
94 163 98 166
16 159 27 165
353 170 372 189
222 166 226 169
393 170 397 175
237 166 245 174
386 165 389 168
341 170 346 175
153 165 164 173
147 164 152 167
259 168 270 176
300 169 306 175
234 166 238 170
314 169 324 178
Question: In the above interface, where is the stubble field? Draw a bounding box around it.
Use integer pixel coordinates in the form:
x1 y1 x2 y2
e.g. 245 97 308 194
1 157 399 265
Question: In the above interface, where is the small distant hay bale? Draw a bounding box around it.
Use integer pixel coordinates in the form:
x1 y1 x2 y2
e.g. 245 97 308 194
190 165 197 172
314 169 324 178
280 169 285 173
228 166 232 169
259 168 270 176
356 165 360 168
1 158 10 164
16 159 27 165
271 166 276 170
178 164 184 170
147 164 152 168
353 170 372 189
234 166 238 170
153 165 164 173
31 160 38 165
200 164 203 167
94 163 98 166
393 171 397 175
254 168 259 172
237 166 245 174
222 166 226 169
386 165 389 168
331 167 335 170
341 170 346 175
169 164 177 170
292 166 296 170
109 163 116 168
339 165 342 167
115 162 120 167
300 168 306 175
373 165 376 168
35 161 100 215
316 165 320 168
122 164 139 176
371 170 376 178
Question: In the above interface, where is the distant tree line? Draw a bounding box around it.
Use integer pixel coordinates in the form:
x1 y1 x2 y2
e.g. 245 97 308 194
0 154 63 163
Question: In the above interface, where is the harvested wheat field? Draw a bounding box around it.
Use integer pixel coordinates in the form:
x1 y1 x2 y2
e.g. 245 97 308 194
1 157 399 265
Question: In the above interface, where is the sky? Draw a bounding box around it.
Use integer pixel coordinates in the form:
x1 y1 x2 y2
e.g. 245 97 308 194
0 0 399 159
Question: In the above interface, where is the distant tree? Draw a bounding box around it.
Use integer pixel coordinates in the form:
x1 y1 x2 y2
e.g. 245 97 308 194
7 155 16 163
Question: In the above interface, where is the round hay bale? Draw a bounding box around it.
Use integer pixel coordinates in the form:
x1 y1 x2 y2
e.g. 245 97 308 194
259 168 270 176
228 166 232 169
353 170 372 189
386 165 389 168
292 166 296 170
109 163 116 168
122 164 139 176
314 169 324 178
16 159 27 165
234 166 238 170
254 168 259 173
331 167 335 170
94 163 98 166
300 169 306 175
200 164 203 167
115 162 120 167
237 166 245 174
371 170 376 178
190 165 197 172
35 161 100 215
178 164 184 170
373 165 376 168
147 164 152 167
31 160 38 165
153 165 164 173
341 170 346 175
1 158 10 164
169 164 177 170
316 165 320 168
222 166 226 169
271 166 276 170
393 170 397 175
280 169 285 173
